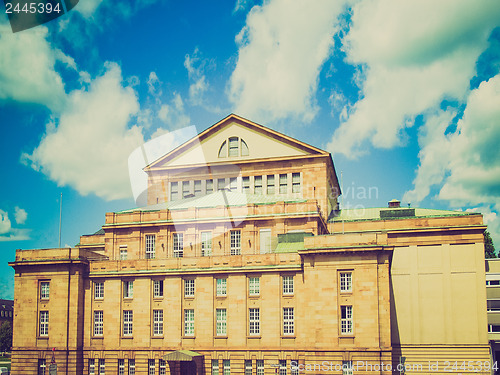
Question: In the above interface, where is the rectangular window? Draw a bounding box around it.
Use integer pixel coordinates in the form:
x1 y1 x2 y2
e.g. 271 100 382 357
182 181 191 198
249 308 260 335
93 311 103 336
249 277 260 296
230 230 241 255
173 233 184 258
206 179 214 194
184 309 194 336
153 309 163 336
259 228 271 254
170 181 179 201
88 359 95 375
341 306 353 334
38 359 46 375
216 308 227 336
283 307 294 335
245 360 252 375
279 174 287 194
229 137 239 157
266 175 275 194
148 359 155 375
118 359 125 375
123 281 133 298
279 360 286 375
153 280 164 298
342 361 353 375
201 231 212 256
242 176 250 192
129 359 135 375
123 310 133 336
94 282 104 299
212 360 219 375
283 275 294 295
254 176 263 194
340 272 352 292
184 279 195 298
257 360 264 375
40 281 50 299
291 360 299 375
216 278 227 296
292 173 300 193
229 177 237 191
159 359 166 375
145 234 156 259
119 245 128 260
223 360 230 375
99 359 105 375
194 180 202 197
39 311 49 336
217 178 226 191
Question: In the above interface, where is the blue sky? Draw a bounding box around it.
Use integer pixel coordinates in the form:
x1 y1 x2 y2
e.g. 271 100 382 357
1 0 500 299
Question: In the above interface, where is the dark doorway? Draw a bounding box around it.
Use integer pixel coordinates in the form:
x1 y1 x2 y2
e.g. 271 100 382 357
180 361 197 375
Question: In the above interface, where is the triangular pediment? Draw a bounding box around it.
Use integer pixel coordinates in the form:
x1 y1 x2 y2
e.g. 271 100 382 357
145 114 327 171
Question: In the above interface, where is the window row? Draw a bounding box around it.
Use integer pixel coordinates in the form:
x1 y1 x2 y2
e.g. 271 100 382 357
0 310 12 318
88 358 166 375
169 172 301 201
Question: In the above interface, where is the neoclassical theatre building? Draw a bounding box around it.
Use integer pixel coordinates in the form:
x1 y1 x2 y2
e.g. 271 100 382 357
10 115 489 375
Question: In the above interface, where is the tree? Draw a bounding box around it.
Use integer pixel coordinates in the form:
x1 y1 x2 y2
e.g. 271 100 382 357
485 230 497 258
0 321 12 353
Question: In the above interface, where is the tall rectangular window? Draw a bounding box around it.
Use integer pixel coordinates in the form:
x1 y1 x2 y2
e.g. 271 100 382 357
230 230 241 255
39 311 49 336
212 360 219 375
194 180 202 197
266 175 275 194
201 231 212 256
148 359 155 375
153 309 163 336
170 181 179 201
249 308 260 335
40 281 50 299
118 359 125 375
254 176 262 194
99 359 105 375
229 177 237 191
292 173 300 193
206 179 213 194
153 280 163 298
223 360 230 375
159 359 166 375
259 228 271 254
283 307 294 335
245 360 252 375
88 359 95 375
123 310 133 336
173 233 184 258
242 176 250 192
279 360 286 375
184 279 195 298
94 282 104 299
340 272 352 293
38 359 46 375
123 281 133 298
340 306 353 334
249 277 260 296
216 278 227 296
145 234 156 259
182 181 191 198
283 275 294 295
279 174 287 194
184 309 194 336
129 359 135 375
119 245 128 260
291 360 299 375
217 178 226 191
342 361 353 375
93 311 103 336
216 308 227 336
257 360 264 375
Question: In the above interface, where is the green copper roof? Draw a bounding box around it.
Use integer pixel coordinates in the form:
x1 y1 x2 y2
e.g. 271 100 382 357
330 207 473 222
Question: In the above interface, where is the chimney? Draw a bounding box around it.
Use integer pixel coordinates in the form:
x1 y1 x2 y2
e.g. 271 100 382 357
388 199 400 208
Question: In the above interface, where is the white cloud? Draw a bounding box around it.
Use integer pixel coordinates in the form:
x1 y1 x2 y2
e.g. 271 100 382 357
0 209 29 242
228 0 347 123
158 93 191 130
14 207 27 225
0 23 67 111
22 62 145 201
329 0 500 157
184 48 212 106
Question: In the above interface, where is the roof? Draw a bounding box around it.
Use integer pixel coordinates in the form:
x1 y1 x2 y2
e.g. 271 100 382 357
116 190 307 213
330 207 474 222
163 350 203 361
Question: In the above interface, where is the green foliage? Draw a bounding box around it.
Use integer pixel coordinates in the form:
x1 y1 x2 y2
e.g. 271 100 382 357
0 322 12 352
485 231 497 258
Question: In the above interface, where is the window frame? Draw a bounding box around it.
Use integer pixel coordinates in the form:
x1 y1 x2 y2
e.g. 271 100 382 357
340 272 353 293
259 228 271 254
99 359 105 375
94 281 104 299
249 277 260 296
230 230 241 255
201 231 212 256
123 310 133 336
340 305 353 335
216 278 227 297
279 174 288 194
173 232 184 258
249 308 260 336
39 310 49 336
292 173 301 193
38 359 46 375
118 359 125 375
145 234 156 259
216 308 227 336
40 281 50 300
153 309 163 336
148 359 155 375
123 280 133 299
266 174 275 195
184 279 195 298
119 245 128 260
283 307 294 336
93 310 103 337
257 360 264 375
153 279 164 298
254 176 263 194
184 309 195 337
282 275 294 295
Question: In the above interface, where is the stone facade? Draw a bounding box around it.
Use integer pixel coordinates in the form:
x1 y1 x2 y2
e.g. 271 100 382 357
9 115 490 375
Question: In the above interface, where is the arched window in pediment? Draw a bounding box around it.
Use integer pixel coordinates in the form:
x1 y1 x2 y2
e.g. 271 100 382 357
218 137 249 158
